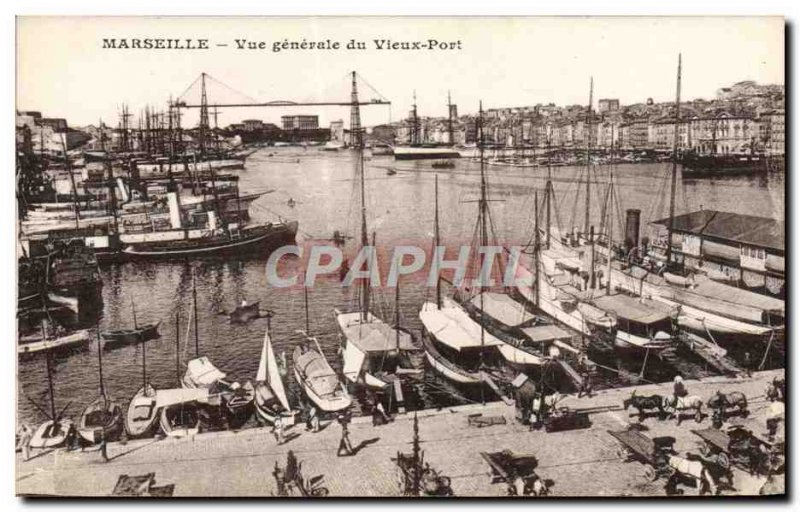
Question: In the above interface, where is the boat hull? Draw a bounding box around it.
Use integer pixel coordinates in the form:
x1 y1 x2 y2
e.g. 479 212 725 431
124 384 159 438
292 365 352 413
102 322 161 348
421 331 483 385
78 398 123 444
120 222 298 261
29 420 74 450
159 403 201 438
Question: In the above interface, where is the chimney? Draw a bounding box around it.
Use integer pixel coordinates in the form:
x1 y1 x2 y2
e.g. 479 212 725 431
625 209 641 253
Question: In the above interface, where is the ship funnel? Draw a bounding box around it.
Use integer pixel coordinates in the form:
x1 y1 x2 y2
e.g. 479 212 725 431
625 209 641 253
116 177 130 203
167 192 182 229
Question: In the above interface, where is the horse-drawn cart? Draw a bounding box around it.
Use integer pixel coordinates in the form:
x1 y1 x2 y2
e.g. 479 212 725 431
691 425 770 476
480 450 549 496
543 407 591 433
608 429 676 481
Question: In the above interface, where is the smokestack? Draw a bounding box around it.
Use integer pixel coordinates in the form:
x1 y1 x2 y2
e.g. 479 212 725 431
625 209 641 253
167 192 182 229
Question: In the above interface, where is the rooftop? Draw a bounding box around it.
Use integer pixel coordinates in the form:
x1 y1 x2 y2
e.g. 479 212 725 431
652 210 784 253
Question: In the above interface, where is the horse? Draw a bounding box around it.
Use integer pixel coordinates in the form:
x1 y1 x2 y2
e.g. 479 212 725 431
666 455 718 495
662 395 703 425
707 390 748 420
623 390 665 422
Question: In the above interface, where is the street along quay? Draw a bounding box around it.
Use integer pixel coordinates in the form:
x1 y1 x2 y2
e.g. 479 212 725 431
16 369 784 497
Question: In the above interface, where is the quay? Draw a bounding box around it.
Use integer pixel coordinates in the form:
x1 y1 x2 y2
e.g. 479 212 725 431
16 369 784 497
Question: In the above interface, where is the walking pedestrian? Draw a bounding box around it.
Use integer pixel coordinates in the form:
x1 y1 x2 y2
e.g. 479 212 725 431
336 413 354 456
273 415 285 445
577 370 593 398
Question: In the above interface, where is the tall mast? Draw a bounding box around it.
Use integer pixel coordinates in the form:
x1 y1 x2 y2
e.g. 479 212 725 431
60 134 80 229
303 276 310 334
665 54 682 266
96 330 106 398
395 275 400 350
533 190 540 308
478 101 486 405
411 90 419 146
447 91 454 146
192 270 200 357
606 173 614 293
199 72 209 159
584 77 594 236
546 137 552 249
175 311 180 382
434 174 442 309
43 322 57 422
350 71 369 321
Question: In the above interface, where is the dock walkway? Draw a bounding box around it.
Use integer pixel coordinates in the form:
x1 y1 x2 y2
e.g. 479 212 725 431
16 369 783 497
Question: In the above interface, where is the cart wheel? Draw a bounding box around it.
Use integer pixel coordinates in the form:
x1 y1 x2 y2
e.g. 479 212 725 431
644 465 657 481
717 452 730 470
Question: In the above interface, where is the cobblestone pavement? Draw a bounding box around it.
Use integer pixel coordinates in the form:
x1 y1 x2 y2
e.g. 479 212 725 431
16 369 784 497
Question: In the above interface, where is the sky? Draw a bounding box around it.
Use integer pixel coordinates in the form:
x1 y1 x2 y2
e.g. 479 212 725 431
16 16 784 129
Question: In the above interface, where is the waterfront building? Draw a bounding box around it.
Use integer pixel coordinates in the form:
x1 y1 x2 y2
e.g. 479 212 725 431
281 115 319 130
651 210 785 296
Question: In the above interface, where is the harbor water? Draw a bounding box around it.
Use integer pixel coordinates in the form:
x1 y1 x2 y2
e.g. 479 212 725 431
17 148 786 427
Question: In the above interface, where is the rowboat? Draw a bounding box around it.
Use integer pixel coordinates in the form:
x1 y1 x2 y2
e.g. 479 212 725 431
229 301 260 323
124 384 159 438
421 328 483 385
78 397 123 444
29 420 74 450
18 329 91 354
156 388 210 438
102 322 161 348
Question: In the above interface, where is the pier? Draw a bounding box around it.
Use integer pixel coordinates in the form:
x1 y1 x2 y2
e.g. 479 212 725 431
16 369 783 497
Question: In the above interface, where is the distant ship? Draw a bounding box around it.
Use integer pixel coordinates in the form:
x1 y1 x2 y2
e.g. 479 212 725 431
392 146 461 160
680 151 766 177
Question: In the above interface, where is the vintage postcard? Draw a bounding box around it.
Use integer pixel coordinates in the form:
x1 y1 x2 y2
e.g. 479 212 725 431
15 16 785 497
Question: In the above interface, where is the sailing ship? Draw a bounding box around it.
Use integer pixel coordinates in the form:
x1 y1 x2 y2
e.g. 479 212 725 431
159 311 204 438
254 316 298 425
336 72 419 391
78 333 123 444
392 92 461 161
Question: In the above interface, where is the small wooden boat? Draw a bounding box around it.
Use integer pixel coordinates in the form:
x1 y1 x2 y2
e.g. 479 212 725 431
78 335 123 444
102 322 161 347
29 419 74 450
125 384 159 438
293 341 352 413
421 324 483 385
254 320 298 426
157 374 212 438
387 168 397 176
229 301 260 323
18 329 91 354
431 160 455 169
78 397 123 444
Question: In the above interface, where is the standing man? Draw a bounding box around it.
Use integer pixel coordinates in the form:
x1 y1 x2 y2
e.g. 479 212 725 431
743 352 753 378
273 415 285 445
19 425 32 462
99 432 109 463
337 413 354 456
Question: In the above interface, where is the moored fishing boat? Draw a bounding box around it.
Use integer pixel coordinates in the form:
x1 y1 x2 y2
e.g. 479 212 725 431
102 322 161 348
78 334 123 444
18 328 91 354
125 384 159 438
229 301 260 323
293 340 352 413
254 319 298 426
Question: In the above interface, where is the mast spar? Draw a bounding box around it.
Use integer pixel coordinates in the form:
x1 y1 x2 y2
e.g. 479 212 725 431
350 71 369 322
584 77 594 237
434 174 441 310
665 54 682 266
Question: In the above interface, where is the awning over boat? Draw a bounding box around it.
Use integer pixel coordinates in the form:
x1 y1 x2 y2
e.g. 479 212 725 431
520 325 572 344
590 295 674 325
693 277 784 316
468 292 536 328
184 357 226 387
336 311 417 352
155 388 209 408
419 299 503 351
